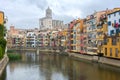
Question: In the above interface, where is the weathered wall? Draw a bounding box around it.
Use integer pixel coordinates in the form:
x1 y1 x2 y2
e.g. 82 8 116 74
0 54 9 77
69 52 120 67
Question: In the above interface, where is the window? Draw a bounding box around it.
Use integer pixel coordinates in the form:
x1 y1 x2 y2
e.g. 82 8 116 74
74 32 76 34
73 46 76 50
108 21 111 26
89 28 91 30
105 48 107 55
112 38 116 45
81 47 84 50
114 13 116 16
116 29 119 34
119 11 120 15
110 48 112 56
107 39 109 42
114 20 116 24
109 15 111 18
110 30 114 36
73 41 76 44
117 38 119 42
104 39 107 45
115 48 118 57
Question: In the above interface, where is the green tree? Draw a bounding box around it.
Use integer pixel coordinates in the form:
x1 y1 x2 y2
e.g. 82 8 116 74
0 46 3 59
0 38 6 54
0 24 4 38
0 24 6 59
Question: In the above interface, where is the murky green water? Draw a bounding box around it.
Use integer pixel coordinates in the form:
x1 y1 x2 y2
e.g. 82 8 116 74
0 51 120 80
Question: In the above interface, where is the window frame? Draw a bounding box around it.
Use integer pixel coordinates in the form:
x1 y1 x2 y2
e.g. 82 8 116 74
110 48 112 56
105 48 107 56
119 19 120 23
109 14 111 18
108 21 111 26
114 12 116 16
115 48 118 57
112 38 117 45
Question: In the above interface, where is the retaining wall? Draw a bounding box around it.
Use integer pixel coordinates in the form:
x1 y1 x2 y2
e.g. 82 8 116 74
69 53 120 67
0 54 9 77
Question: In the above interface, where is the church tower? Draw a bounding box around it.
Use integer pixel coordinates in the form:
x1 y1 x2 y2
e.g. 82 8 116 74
46 7 52 18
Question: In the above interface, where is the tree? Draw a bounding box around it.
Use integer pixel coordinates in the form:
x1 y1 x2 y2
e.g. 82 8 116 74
0 46 3 59
0 24 7 59
0 24 4 38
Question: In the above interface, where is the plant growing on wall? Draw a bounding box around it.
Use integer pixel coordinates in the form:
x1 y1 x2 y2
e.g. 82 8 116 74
0 46 3 59
0 24 4 38
0 24 6 59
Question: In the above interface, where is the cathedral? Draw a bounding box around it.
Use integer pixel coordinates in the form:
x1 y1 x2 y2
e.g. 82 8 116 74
39 7 64 30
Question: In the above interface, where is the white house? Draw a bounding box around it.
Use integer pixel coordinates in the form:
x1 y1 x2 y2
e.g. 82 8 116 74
26 31 37 47
107 8 120 36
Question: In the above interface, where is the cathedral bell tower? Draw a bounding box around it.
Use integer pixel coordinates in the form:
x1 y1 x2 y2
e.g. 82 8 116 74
46 7 52 18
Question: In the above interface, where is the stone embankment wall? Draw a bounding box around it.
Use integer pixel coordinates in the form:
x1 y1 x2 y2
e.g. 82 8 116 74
69 53 120 67
99 57 120 67
0 54 9 76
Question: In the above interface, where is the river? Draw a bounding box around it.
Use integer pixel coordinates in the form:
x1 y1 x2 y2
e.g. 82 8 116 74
0 51 120 80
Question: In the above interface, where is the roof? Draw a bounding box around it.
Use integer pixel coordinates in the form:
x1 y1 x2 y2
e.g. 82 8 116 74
0 11 4 13
107 8 120 15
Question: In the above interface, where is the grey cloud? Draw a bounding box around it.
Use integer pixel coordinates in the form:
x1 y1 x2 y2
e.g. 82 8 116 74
12 18 39 29
76 0 120 18
1 0 120 29
53 13 74 23
56 0 120 18
26 0 48 10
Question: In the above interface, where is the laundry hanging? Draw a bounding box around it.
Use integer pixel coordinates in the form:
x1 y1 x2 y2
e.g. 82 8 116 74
115 23 119 28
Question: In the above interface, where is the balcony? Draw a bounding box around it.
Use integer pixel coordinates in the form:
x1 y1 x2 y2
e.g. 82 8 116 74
80 44 84 46
96 28 103 32
71 32 74 34
71 44 76 46
87 29 92 32
96 35 104 39
99 15 107 21
80 36 84 40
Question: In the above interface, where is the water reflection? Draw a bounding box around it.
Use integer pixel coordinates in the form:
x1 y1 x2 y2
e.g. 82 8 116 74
0 51 120 80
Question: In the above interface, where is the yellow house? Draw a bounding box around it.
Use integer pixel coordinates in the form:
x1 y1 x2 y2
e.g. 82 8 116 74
70 20 77 52
61 29 68 47
0 11 4 25
69 20 76 52
95 11 108 55
103 36 120 59
69 19 83 53
97 24 108 54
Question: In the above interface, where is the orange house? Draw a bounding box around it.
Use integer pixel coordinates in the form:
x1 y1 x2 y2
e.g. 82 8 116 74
0 11 4 25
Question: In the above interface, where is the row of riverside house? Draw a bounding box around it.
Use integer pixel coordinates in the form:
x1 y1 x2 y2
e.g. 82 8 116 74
6 7 120 59
66 8 120 59
7 26 68 50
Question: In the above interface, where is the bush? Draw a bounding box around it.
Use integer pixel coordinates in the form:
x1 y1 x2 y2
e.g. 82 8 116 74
0 24 6 59
7 50 15 53
7 53 21 61
0 24 4 38
0 46 3 59
0 38 6 54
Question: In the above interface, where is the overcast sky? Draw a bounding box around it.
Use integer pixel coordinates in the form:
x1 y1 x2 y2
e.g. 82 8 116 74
0 0 120 29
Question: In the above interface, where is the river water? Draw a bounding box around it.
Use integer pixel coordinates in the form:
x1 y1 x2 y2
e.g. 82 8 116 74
0 51 120 80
